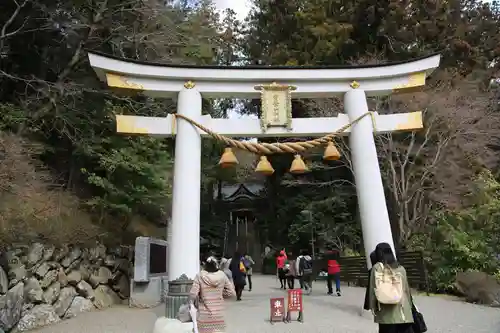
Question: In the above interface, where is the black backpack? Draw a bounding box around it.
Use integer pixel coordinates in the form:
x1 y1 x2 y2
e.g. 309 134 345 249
301 257 313 274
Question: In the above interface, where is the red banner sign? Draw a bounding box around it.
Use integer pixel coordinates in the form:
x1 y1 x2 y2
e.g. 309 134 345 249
287 289 303 312
270 297 285 322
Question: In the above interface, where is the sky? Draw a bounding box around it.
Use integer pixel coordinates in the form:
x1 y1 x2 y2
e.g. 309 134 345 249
213 0 252 21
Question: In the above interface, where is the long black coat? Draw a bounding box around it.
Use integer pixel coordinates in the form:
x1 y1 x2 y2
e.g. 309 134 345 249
363 251 378 310
229 258 246 287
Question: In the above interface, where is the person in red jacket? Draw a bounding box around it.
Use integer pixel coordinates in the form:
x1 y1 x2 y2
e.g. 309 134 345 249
276 250 288 289
327 250 341 296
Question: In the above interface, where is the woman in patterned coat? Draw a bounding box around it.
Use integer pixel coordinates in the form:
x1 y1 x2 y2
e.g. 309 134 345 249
189 256 236 333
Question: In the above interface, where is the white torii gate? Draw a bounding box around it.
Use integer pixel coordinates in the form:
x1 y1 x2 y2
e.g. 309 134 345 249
88 52 440 283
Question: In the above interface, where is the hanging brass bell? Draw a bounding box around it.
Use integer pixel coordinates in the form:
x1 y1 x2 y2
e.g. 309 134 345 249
289 154 309 174
323 141 341 161
218 147 238 168
255 156 274 175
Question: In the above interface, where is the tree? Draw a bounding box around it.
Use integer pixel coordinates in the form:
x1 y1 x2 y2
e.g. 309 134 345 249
0 0 230 231
243 0 500 253
413 169 500 291
381 72 500 245
0 0 29 56
244 0 500 71
287 191 361 254
244 0 356 66
300 71 500 247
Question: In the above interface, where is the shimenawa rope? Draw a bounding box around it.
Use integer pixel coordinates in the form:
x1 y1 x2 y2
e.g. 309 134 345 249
170 112 376 155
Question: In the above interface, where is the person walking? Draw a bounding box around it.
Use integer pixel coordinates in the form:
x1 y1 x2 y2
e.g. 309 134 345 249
286 252 297 289
295 250 304 289
327 250 341 296
243 252 255 291
367 242 414 333
229 251 246 301
298 249 314 294
276 250 288 289
189 256 235 333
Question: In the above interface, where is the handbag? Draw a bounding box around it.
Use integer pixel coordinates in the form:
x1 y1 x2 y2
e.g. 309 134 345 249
411 299 427 333
177 297 200 323
178 276 201 323
177 304 192 323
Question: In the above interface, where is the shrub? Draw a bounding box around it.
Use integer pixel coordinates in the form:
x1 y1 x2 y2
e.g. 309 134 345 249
412 170 500 292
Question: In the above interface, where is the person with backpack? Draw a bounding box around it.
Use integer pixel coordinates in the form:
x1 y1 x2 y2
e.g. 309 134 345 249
295 251 304 289
229 251 246 301
368 242 414 333
298 249 314 294
243 252 255 291
326 250 341 296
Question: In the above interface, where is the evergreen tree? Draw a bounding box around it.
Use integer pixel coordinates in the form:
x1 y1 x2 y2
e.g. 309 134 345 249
245 0 500 71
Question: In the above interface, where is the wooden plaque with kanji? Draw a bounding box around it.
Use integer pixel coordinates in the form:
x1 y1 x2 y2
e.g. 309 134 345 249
269 297 285 323
286 289 303 322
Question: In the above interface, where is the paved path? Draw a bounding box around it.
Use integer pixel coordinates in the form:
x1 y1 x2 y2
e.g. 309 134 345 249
32 275 500 333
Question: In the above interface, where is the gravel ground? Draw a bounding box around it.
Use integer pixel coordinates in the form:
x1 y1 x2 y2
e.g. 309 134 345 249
31 275 500 333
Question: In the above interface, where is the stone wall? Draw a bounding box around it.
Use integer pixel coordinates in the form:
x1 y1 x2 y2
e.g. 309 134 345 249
0 242 134 333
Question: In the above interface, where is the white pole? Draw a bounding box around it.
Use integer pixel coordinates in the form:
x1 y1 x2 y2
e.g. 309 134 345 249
344 88 396 268
168 86 202 280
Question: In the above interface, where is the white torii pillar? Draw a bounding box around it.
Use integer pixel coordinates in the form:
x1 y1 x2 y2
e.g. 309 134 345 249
345 88 393 262
88 52 440 279
170 87 202 281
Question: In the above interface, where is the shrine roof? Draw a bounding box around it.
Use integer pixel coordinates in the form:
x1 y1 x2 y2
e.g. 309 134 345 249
214 182 264 202
88 50 440 70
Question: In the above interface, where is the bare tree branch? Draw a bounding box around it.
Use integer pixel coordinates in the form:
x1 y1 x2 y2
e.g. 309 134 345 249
0 0 29 53
297 69 500 246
